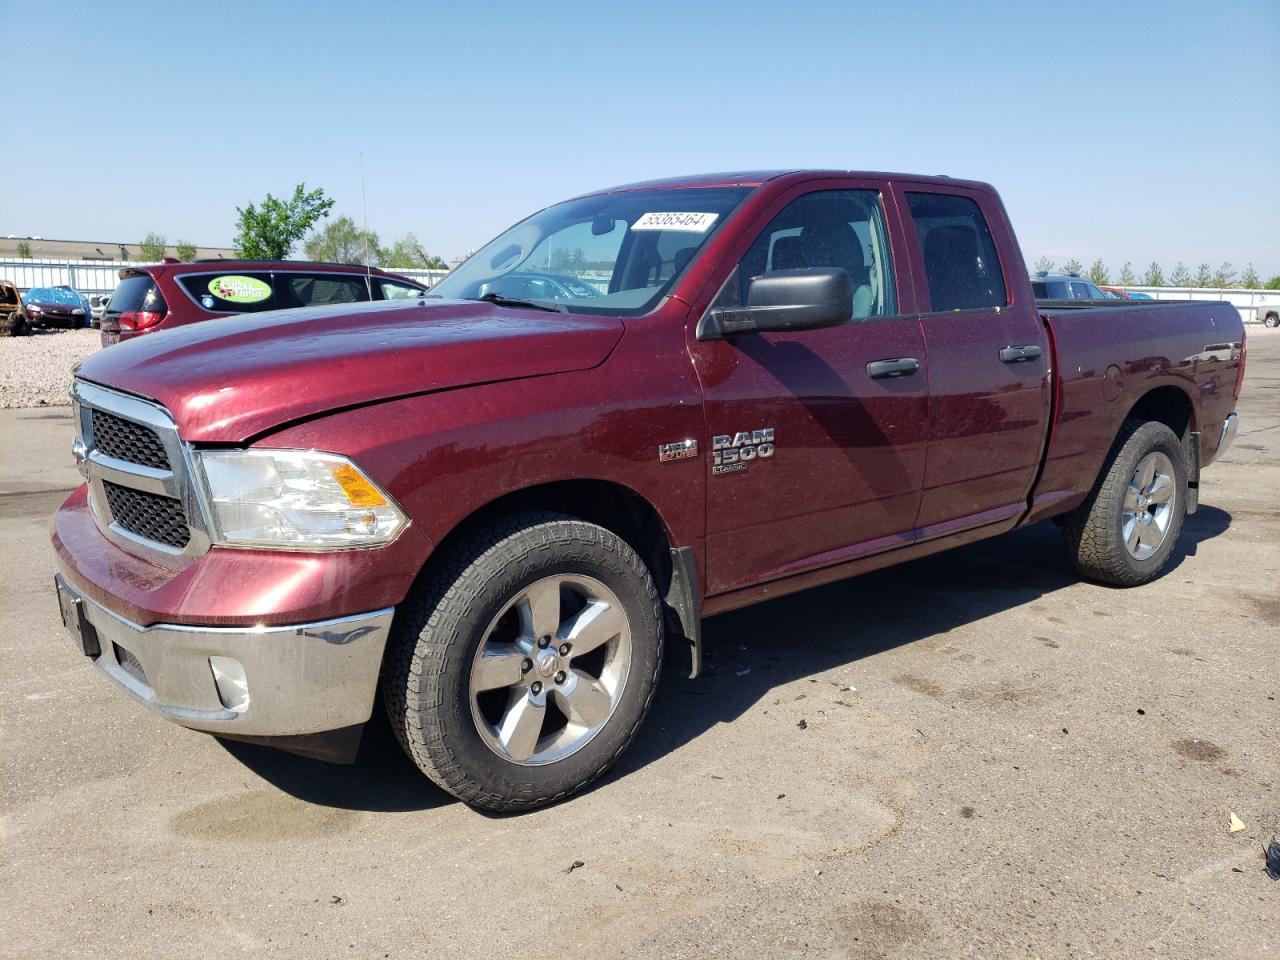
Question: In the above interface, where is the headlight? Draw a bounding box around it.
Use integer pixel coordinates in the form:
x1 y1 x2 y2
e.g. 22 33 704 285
72 308 85 315
195 449 407 548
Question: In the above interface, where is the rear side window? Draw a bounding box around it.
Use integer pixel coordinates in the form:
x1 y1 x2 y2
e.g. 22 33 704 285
905 193 1007 311
179 272 278 313
378 280 425 300
105 274 167 319
276 274 370 308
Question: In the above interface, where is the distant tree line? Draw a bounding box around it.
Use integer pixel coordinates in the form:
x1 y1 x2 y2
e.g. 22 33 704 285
1033 256 1280 290
200 182 453 268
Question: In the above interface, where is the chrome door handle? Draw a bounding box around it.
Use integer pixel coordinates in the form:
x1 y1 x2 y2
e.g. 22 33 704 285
866 357 920 379
999 344 1043 363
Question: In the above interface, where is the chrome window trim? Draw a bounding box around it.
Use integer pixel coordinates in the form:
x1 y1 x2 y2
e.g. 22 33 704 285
72 380 214 570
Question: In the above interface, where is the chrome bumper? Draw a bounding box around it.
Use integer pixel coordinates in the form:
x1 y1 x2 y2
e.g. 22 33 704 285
54 576 395 737
1217 411 1239 459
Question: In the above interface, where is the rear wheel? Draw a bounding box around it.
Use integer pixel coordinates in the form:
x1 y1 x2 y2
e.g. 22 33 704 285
382 512 663 811
1265 312 1279 329
1061 418 1187 586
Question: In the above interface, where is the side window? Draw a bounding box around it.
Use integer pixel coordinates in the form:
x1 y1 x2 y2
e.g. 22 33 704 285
905 193 1007 311
378 280 424 300
723 189 897 320
1070 281 1093 300
277 274 371 308
179 272 276 313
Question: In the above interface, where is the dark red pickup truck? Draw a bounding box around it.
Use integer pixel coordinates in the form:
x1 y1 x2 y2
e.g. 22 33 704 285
52 171 1245 811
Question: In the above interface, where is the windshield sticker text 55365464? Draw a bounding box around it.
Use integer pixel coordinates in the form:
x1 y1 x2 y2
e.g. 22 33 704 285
631 212 719 233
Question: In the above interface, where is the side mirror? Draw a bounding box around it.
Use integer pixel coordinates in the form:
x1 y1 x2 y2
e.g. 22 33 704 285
698 268 852 340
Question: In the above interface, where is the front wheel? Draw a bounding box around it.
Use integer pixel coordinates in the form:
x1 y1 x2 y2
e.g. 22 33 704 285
1061 418 1187 586
382 512 664 811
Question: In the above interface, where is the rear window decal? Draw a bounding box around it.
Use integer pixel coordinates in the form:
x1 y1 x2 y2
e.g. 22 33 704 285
208 275 272 303
631 212 719 232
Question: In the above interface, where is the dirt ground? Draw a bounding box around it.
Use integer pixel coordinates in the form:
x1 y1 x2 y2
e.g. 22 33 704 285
2 329 1276 959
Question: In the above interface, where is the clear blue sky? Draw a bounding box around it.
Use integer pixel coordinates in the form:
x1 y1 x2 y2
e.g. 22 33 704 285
3 0 1277 275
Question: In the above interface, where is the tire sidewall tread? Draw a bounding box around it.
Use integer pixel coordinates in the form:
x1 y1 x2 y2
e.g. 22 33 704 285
1062 418 1188 586
382 511 663 812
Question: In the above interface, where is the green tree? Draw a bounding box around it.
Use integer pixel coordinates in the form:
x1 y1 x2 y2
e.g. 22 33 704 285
1033 256 1054 273
1239 263 1260 288
1211 262 1236 288
233 183 334 260
1266 275 1280 290
1118 262 1137 285
303 215 383 264
1062 258 1083 276
16 240 31 258
1168 262 1191 286
175 240 197 262
383 232 449 269
1087 258 1110 286
1192 263 1213 287
1143 262 1165 286
138 232 167 261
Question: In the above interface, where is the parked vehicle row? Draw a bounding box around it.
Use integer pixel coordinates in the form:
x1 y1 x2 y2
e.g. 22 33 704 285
99 260 426 346
52 169 1245 812
0 262 426 338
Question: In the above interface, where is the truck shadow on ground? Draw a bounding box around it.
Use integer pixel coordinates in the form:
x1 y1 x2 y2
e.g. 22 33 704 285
220 507 1231 813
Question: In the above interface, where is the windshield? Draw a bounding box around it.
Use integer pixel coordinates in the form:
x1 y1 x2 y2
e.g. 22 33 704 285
429 187 752 315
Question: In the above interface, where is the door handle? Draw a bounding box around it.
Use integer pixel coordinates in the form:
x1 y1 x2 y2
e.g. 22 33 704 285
999 344 1043 363
866 357 920 379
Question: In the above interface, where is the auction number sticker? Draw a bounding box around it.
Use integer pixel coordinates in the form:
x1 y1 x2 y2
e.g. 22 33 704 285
208 275 272 303
631 212 719 232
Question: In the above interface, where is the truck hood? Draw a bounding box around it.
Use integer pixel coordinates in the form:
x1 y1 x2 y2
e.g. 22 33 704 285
75 298 624 442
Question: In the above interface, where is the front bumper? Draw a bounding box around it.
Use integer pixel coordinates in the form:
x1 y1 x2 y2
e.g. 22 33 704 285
54 574 395 737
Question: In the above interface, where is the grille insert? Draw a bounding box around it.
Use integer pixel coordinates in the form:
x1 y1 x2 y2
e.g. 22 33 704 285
91 409 170 470
103 481 190 548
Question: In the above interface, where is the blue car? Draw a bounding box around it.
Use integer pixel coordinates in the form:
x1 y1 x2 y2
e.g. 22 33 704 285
22 285 93 329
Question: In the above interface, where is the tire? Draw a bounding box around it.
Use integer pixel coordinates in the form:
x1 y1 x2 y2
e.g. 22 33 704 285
1061 418 1187 586
1265 313 1279 329
3 315 28 337
382 511 664 811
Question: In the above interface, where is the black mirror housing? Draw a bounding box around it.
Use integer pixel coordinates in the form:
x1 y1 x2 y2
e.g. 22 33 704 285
698 268 852 340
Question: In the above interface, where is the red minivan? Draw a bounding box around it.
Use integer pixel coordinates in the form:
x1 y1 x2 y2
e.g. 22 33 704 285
100 260 428 346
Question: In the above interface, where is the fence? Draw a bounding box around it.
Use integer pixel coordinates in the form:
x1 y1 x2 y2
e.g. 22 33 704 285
0 259 453 297
1122 286 1280 323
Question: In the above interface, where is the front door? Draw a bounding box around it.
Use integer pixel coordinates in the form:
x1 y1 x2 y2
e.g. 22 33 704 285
688 184 930 595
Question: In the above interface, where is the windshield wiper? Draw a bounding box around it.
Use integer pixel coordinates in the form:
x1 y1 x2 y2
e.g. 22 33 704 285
476 292 566 313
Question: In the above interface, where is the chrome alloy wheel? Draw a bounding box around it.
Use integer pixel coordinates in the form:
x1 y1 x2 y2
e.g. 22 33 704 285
1122 451 1177 560
469 574 632 765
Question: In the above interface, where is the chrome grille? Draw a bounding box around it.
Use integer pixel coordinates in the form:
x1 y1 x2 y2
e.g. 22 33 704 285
103 481 191 548
90 409 170 469
73 379 211 565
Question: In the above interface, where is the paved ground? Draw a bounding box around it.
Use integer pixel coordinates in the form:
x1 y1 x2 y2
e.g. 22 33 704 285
2 329 1276 959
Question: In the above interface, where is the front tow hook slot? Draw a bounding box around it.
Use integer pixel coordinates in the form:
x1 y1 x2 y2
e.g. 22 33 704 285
209 657 250 713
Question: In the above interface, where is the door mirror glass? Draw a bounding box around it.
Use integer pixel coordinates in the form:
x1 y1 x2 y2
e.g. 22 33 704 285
699 268 852 339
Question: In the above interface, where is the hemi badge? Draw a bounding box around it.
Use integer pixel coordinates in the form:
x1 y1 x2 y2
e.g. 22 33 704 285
658 439 698 463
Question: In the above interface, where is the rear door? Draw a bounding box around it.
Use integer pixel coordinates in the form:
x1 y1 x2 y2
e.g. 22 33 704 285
689 180 929 594
894 185 1050 536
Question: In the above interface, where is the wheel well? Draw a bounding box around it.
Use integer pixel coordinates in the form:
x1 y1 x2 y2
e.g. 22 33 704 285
431 480 676 599
1127 386 1194 438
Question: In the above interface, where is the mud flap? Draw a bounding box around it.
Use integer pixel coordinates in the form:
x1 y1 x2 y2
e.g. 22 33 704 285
666 546 703 679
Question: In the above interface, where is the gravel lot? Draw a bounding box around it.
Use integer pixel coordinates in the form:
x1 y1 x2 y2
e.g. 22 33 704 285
0 328 100 409
1 327 1276 959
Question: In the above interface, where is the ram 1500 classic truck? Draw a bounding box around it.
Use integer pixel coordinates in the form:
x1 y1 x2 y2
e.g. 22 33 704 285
51 171 1245 811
